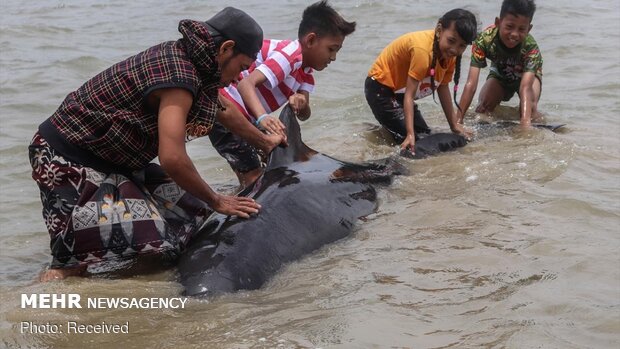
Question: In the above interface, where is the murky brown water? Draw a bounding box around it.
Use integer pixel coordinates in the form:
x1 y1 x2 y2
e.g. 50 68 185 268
1 0 619 348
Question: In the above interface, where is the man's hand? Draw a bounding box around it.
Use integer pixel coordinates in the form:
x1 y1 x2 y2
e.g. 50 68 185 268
211 194 261 219
258 133 287 154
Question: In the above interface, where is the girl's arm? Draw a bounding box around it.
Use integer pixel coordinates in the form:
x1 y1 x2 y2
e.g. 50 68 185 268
401 75 420 151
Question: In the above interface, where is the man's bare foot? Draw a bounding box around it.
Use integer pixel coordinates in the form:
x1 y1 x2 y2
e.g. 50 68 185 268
38 265 87 282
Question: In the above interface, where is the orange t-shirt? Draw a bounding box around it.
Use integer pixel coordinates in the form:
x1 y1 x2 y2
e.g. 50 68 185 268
368 30 455 99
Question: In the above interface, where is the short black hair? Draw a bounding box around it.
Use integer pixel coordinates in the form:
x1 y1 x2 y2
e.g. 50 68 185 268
500 0 537 21
298 0 356 39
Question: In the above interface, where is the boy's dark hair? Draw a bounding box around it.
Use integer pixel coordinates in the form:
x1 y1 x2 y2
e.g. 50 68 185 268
500 0 537 21
429 8 478 111
298 0 356 38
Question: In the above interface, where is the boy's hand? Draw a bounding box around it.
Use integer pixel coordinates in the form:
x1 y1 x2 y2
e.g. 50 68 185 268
288 93 308 114
259 115 287 137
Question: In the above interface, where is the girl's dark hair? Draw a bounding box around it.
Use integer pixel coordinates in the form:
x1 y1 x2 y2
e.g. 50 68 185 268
500 0 536 21
298 0 356 38
429 8 477 111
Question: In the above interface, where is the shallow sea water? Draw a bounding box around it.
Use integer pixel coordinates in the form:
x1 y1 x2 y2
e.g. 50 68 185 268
0 0 619 348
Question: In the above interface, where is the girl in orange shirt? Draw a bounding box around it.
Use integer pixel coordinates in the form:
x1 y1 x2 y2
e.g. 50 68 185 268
365 9 477 155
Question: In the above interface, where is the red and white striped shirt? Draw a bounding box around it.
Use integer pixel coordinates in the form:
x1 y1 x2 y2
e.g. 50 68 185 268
221 39 315 122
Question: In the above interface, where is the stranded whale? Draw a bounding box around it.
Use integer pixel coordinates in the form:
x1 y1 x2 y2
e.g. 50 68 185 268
177 106 466 297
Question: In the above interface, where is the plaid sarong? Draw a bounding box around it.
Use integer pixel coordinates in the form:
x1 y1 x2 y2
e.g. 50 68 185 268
29 132 212 269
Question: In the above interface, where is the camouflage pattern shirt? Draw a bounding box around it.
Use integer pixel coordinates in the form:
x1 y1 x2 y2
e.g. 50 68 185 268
471 25 543 84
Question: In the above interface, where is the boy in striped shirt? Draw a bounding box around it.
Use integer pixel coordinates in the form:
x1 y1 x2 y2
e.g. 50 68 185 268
210 0 356 187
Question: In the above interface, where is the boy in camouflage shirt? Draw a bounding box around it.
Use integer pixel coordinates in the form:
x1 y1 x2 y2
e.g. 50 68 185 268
456 0 543 127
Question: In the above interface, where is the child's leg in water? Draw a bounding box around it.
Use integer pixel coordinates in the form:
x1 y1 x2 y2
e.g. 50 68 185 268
476 77 505 114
